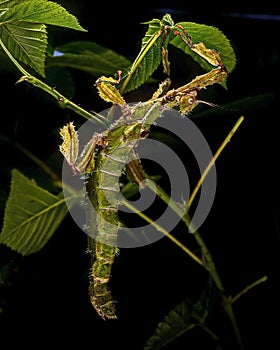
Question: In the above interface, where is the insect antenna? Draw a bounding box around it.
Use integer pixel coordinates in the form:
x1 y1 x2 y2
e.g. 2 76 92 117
197 99 238 113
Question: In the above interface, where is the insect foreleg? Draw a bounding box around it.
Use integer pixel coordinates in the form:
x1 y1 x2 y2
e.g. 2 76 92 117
94 70 133 123
59 122 79 174
161 26 171 75
151 77 171 99
191 42 226 69
173 25 226 70
95 69 122 86
173 24 193 48
177 68 227 95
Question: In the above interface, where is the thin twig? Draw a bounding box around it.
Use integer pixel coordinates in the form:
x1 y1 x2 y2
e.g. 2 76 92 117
0 39 104 123
231 276 268 303
188 115 244 208
121 200 204 266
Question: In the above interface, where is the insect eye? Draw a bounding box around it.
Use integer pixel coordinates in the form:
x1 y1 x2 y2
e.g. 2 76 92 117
188 98 194 104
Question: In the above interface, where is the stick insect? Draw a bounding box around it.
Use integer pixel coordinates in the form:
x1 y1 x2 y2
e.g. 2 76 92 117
59 14 229 320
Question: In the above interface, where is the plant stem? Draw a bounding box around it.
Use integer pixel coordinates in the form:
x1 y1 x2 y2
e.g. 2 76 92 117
0 39 104 123
147 181 225 289
143 116 246 348
121 200 204 266
18 75 102 121
231 275 268 303
186 116 245 347
146 179 244 348
188 116 244 208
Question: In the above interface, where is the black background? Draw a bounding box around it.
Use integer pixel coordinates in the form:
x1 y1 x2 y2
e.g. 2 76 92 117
0 1 279 349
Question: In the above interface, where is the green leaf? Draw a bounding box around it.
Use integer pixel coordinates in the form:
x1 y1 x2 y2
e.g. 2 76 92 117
47 41 131 77
0 0 86 31
0 21 48 76
120 15 236 94
144 286 217 350
120 16 167 94
170 22 236 83
0 169 69 256
0 0 86 76
144 298 196 350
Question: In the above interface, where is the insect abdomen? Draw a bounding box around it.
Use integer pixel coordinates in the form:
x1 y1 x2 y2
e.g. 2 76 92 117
89 241 118 320
86 145 122 319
